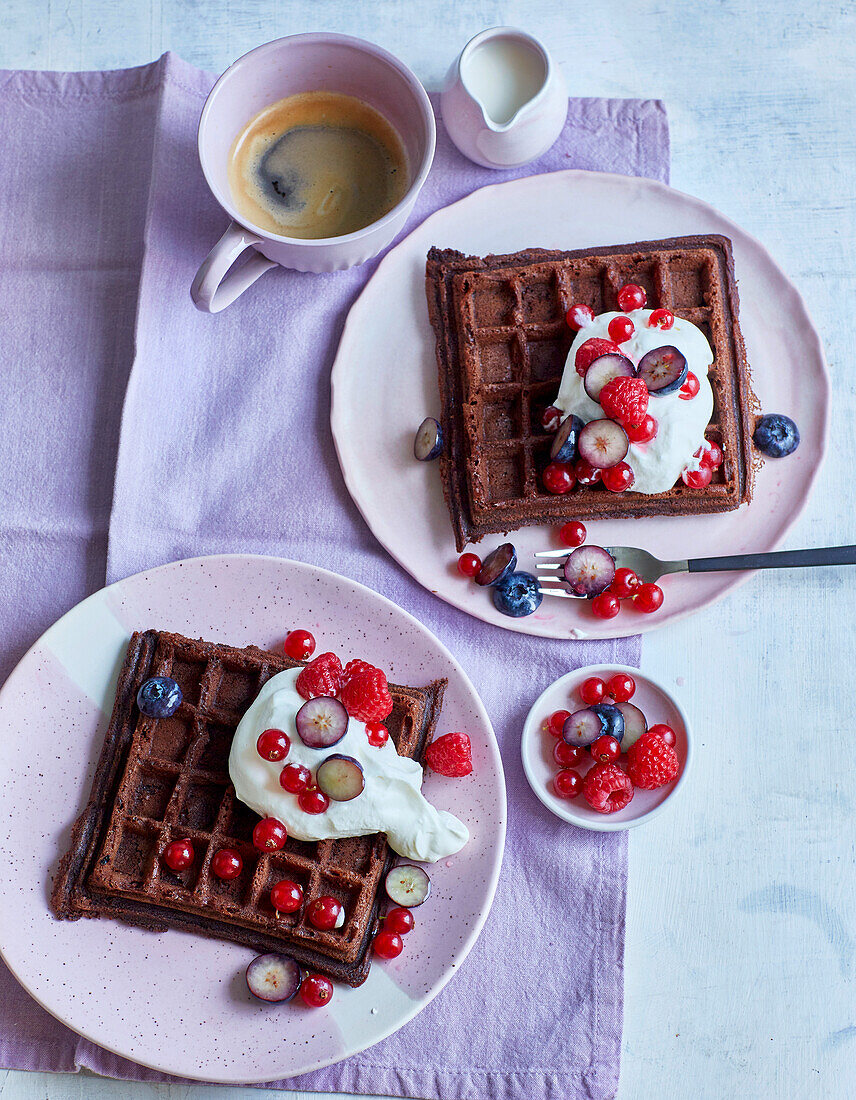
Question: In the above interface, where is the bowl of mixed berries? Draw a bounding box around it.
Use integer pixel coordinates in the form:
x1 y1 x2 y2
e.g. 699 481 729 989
520 664 692 830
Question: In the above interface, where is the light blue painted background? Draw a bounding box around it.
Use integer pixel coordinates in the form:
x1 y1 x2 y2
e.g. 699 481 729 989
1 1 854 1098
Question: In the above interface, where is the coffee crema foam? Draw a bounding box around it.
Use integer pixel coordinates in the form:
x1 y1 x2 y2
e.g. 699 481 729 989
227 91 409 239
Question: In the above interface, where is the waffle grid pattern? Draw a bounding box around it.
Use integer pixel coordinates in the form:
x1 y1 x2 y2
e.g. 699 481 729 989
89 634 419 966
427 237 755 550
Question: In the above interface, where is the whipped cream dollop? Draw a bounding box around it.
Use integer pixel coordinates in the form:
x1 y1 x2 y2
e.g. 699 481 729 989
554 309 714 495
228 668 469 863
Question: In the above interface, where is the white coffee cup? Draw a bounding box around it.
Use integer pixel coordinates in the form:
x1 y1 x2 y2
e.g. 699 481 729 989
191 34 436 313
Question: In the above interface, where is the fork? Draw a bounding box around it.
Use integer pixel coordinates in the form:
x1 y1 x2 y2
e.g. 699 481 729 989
535 544 856 596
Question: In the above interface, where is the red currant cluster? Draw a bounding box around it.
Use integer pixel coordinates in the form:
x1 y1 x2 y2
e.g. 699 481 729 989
545 674 680 813
372 905 416 960
557 522 664 620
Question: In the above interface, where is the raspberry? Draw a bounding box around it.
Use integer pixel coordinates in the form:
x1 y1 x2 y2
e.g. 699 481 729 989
582 762 634 814
295 652 343 700
574 337 621 377
627 731 679 789
340 664 393 722
599 377 649 428
425 732 473 777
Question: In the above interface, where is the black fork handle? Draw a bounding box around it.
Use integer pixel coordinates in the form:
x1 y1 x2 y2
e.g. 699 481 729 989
687 545 856 573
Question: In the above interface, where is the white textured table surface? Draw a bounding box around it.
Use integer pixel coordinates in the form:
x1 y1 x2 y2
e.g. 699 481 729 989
1 2 854 1099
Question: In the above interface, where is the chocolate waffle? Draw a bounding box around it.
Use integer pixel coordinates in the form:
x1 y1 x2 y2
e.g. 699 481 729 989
52 630 446 986
426 235 757 551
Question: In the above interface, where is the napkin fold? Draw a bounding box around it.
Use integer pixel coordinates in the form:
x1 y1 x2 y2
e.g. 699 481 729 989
0 53 666 1100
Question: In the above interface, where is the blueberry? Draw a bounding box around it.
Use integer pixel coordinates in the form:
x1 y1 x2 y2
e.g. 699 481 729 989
492 571 542 617
137 676 182 718
590 703 625 743
550 415 584 463
753 413 800 458
414 417 444 461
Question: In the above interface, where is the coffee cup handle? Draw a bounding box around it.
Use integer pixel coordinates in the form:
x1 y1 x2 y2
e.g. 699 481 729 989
190 221 277 313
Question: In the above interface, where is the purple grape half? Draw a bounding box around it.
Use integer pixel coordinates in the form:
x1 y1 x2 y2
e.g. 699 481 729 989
577 419 629 469
615 702 647 749
562 545 616 597
246 953 301 1003
583 353 635 402
385 864 431 907
295 696 349 748
414 416 444 460
316 754 365 801
550 414 584 463
475 542 517 587
562 708 603 748
636 345 688 396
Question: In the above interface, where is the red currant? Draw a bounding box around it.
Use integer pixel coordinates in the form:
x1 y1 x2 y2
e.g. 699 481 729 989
300 973 333 1008
541 405 563 432
602 462 634 493
559 520 587 548
163 838 194 872
542 461 576 494
590 735 621 763
702 440 724 469
553 769 582 799
609 568 639 599
307 895 343 930
608 316 635 344
457 553 481 577
566 303 595 330
374 929 404 959
211 848 243 880
385 907 415 935
366 721 389 747
256 727 290 762
607 673 636 701
617 284 647 311
579 676 606 705
574 458 602 486
284 629 316 661
634 583 664 613
679 372 700 400
625 415 657 444
648 307 674 330
253 817 287 851
280 762 312 793
681 465 713 489
649 723 677 747
270 879 303 913
298 786 330 814
554 740 585 767
591 592 621 619
548 709 572 738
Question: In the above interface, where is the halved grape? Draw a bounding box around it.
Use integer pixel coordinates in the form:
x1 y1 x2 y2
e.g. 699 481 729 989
295 696 349 748
385 864 431 907
583 353 635 402
550 414 584 463
615 702 647 749
316 754 365 801
562 545 616 597
475 543 517 587
246 953 301 1003
636 345 688 395
577 419 629 469
562 708 602 748
414 417 444 460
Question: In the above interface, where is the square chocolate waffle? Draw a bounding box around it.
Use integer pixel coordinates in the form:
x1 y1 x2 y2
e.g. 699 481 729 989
426 235 758 551
52 630 446 986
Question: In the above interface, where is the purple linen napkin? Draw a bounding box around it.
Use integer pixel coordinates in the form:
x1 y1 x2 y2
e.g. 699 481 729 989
0 53 667 1100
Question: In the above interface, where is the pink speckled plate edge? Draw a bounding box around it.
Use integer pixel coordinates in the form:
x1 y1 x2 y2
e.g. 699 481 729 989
331 170 829 639
0 554 505 1083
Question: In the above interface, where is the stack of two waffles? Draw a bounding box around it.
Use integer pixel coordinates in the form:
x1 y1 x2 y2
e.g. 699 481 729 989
52 630 446 986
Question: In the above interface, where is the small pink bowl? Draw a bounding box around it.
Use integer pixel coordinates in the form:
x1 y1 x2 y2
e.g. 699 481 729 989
521 664 692 831
192 33 436 311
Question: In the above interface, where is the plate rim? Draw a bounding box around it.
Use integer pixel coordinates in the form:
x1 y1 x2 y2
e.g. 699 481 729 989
0 552 507 1083
519 662 693 831
330 168 830 639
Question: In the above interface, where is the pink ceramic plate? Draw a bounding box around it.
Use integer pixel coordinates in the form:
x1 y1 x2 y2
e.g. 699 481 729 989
331 170 829 638
0 555 505 1083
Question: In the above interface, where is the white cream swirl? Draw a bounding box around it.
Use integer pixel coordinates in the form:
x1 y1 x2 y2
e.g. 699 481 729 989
228 669 469 863
554 309 714 494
